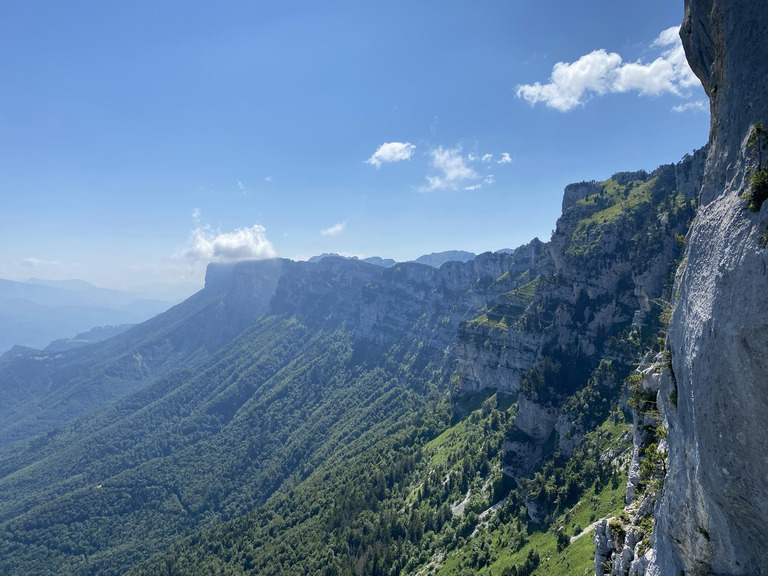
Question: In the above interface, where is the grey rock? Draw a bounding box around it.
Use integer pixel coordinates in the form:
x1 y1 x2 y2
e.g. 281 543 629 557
648 2 768 575
562 180 602 213
412 250 476 268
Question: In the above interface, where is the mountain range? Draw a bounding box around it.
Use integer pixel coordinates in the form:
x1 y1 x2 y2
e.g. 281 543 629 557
0 278 198 355
0 2 766 575
0 149 699 575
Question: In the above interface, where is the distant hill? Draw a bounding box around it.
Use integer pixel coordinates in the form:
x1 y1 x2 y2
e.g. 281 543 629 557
306 254 397 267
44 324 135 352
412 250 476 267
306 251 482 269
0 278 188 354
361 256 397 267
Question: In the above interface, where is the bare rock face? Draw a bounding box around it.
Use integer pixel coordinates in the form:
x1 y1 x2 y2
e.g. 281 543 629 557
649 2 768 574
562 181 602 213
456 157 700 399
502 395 559 479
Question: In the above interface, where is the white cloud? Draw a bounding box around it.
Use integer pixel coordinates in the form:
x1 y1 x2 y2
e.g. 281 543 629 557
516 49 623 111
21 257 61 267
672 100 708 113
237 179 245 191
421 146 477 192
464 184 482 191
366 141 416 169
483 175 496 185
177 224 277 263
192 208 201 225
321 221 346 236
497 152 512 164
264 176 272 182
652 27 681 48
481 153 493 163
516 26 701 112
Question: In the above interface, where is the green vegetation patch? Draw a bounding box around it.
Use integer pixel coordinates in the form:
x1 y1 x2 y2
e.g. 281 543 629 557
505 276 541 304
567 177 657 258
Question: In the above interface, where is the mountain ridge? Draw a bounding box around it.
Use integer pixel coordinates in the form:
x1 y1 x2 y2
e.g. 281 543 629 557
0 149 706 575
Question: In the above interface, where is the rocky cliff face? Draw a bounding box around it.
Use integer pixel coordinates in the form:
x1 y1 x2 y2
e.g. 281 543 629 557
455 156 701 399
453 156 702 485
647 2 768 574
271 247 547 351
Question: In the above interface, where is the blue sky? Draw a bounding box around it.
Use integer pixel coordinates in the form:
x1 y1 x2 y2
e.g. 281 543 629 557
0 1 709 290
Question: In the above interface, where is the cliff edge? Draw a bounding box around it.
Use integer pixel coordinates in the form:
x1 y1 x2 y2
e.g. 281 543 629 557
650 1 768 574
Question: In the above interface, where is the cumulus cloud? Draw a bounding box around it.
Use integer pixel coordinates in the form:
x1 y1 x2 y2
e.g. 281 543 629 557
483 175 496 185
497 152 512 164
366 141 416 168
481 153 493 163
517 26 702 112
464 184 482 191
177 224 277 262
321 221 346 236
420 146 478 192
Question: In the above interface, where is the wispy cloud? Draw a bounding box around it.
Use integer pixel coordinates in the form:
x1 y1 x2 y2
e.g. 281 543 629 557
464 174 496 191
420 146 477 192
481 153 494 163
497 152 512 164
321 221 346 236
177 224 277 263
264 176 272 182
672 100 708 113
516 26 701 112
237 180 245 191
21 257 61 268
366 142 416 169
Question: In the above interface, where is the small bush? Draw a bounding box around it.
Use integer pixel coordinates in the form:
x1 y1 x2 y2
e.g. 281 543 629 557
745 167 768 212
668 386 678 408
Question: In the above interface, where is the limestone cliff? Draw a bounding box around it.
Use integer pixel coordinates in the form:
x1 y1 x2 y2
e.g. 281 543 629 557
270 247 546 351
646 2 768 574
455 156 702 401
453 155 703 486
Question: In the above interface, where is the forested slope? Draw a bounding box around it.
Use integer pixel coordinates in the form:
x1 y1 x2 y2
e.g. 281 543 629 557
0 153 703 575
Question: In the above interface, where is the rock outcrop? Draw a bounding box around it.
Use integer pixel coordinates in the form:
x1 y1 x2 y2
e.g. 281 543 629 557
595 4 768 564
646 2 768 575
562 181 602 213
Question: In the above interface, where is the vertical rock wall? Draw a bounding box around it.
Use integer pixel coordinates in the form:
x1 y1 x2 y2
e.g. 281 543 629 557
650 2 768 574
